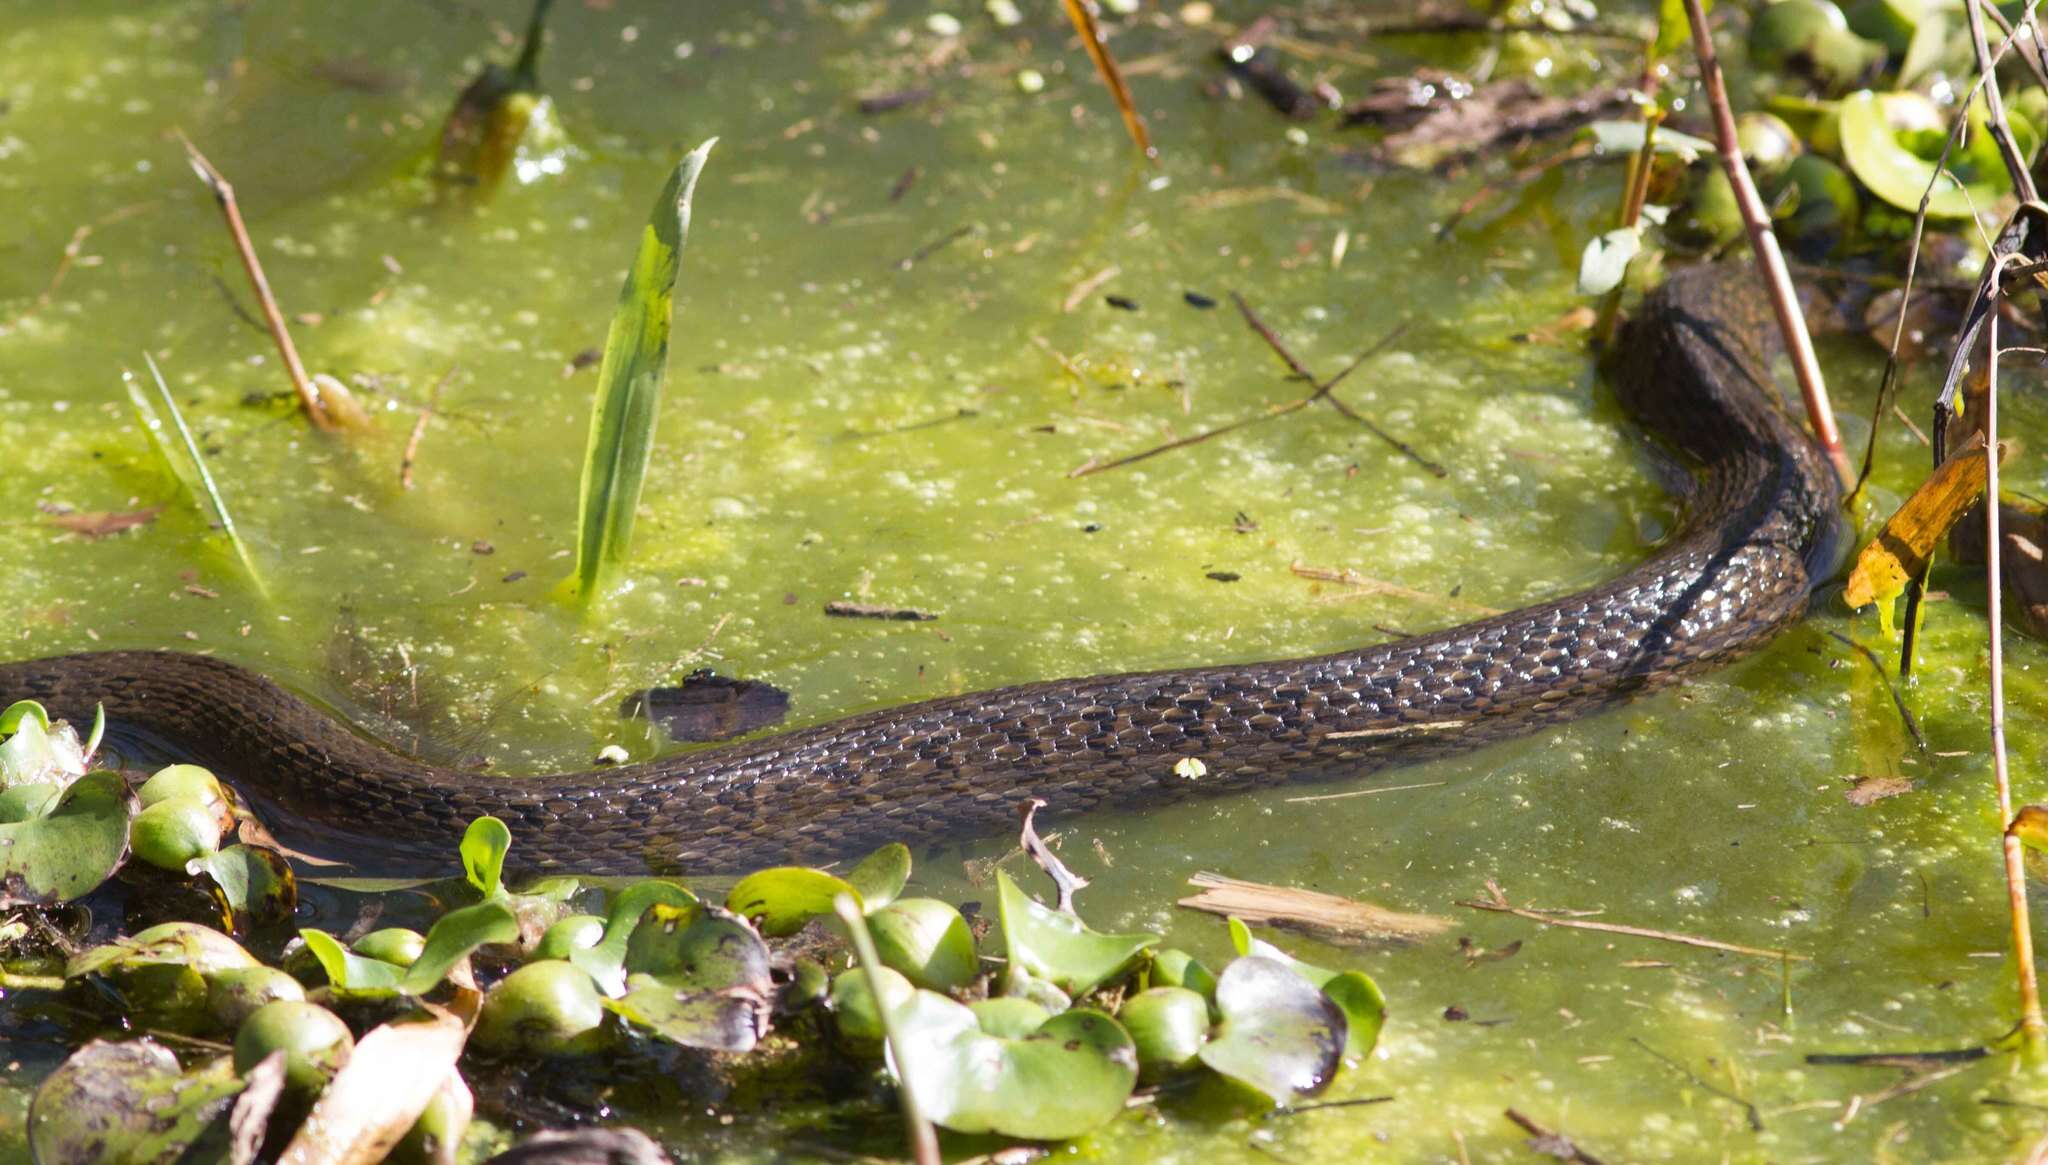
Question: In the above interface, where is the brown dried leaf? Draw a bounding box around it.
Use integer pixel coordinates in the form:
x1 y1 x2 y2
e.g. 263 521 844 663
1845 775 1914 806
48 506 162 540
276 1007 466 1165
1179 871 1450 946
1844 433 1998 619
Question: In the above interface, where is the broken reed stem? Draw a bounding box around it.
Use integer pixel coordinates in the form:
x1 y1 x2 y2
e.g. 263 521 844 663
178 132 340 432
1060 0 1156 160
1986 263 2047 1059
1679 0 1850 487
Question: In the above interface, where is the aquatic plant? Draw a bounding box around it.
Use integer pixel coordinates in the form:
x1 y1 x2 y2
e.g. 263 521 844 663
559 140 716 604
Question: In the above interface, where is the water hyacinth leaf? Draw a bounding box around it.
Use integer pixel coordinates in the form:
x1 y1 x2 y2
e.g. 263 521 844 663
831 964 916 1046
892 992 1140 1139
28 1040 244 1165
868 898 978 991
845 841 913 911
1652 0 1702 60
995 869 1157 995
1150 948 1219 998
460 815 512 899
1226 917 1385 1056
129 355 269 599
300 928 405 992
608 904 773 1051
199 843 298 929
606 973 772 1052
473 960 609 1056
0 770 133 906
1585 118 1714 162
68 920 259 980
1575 227 1641 296
1120 986 1211 1077
725 866 861 937
560 139 716 602
0 782 62 824
401 900 521 994
573 879 698 995
969 995 1052 1039
1196 956 1347 1104
0 699 49 735
1839 89 2037 219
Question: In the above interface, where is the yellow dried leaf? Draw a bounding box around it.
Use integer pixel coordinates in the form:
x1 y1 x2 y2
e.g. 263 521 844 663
1844 434 1996 633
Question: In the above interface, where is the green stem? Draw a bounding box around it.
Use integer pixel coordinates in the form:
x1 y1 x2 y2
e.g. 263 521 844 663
834 894 940 1165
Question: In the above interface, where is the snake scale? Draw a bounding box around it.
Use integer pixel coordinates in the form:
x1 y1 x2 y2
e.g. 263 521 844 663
0 266 1842 875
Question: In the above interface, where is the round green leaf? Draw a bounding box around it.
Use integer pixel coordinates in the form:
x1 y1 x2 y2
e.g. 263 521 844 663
1150 948 1219 998
994 869 1157 995
831 964 915 1046
198 843 297 929
868 898 978 991
29 1040 243 1165
894 992 1139 1140
1119 986 1211 1077
0 770 133 905
136 764 226 812
845 842 913 911
724 866 860 937
1224 917 1386 1056
474 959 610 1056
969 995 1051 1039
69 921 258 981
1196 956 1346 1105
234 1000 354 1093
131 795 223 872
1839 89 2035 220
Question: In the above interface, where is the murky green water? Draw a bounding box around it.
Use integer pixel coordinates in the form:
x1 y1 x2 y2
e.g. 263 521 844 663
10 1 2048 1160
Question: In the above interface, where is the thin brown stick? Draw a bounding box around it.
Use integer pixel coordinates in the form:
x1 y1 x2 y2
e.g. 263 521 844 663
178 133 353 432
1680 0 1848 486
1070 321 1409 479
1020 799 1089 915
1459 883 1807 961
1502 1109 1604 1164
400 364 459 490
1232 293 1448 477
1986 255 2047 1056
1975 0 2048 93
1060 0 1155 160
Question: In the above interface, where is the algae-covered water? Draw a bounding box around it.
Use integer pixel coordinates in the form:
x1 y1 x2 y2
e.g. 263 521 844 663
9 1 2048 1160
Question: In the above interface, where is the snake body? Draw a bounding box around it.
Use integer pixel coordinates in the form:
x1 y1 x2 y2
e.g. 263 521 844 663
0 267 1841 875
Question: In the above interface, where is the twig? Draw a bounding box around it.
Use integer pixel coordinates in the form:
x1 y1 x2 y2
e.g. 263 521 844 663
1502 1108 1604 1164
1060 0 1156 160
1680 0 1848 486
1966 0 2040 203
178 132 357 432
1459 882 1806 961
1020 799 1088 915
1231 294 1446 477
1286 780 1445 804
1985 252 2047 1056
1070 320 1410 479
1823 631 1927 752
400 363 459 490
1630 1037 1763 1131
1062 264 1121 313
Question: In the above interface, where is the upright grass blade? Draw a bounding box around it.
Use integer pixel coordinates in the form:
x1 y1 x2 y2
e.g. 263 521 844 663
559 139 715 603
126 355 269 598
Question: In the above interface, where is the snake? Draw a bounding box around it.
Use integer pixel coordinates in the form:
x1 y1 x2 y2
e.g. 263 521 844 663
0 266 1843 876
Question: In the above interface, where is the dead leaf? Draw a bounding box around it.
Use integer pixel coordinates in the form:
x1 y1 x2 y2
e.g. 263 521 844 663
277 1006 466 1165
48 506 163 540
1844 432 2000 629
1178 871 1449 946
230 1052 288 1165
1845 776 1914 806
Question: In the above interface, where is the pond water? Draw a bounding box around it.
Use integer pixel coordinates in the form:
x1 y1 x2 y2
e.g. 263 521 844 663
7 0 2048 1161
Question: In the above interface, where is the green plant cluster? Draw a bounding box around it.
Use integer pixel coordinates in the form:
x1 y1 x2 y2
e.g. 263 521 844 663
2 706 1390 1161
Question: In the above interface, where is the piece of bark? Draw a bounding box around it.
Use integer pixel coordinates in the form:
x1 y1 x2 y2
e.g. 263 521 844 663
1178 871 1449 946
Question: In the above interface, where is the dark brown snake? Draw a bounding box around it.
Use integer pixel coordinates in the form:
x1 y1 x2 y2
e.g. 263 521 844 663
0 267 1842 876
